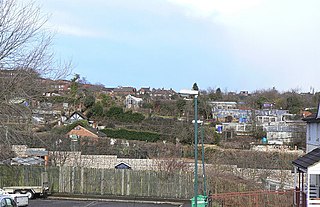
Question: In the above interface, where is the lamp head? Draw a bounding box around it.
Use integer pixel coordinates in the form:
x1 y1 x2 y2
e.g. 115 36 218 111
179 89 199 98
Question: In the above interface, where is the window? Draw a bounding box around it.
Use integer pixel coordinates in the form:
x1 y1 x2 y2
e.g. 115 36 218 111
1 198 15 207
1 199 5 207
5 198 14 206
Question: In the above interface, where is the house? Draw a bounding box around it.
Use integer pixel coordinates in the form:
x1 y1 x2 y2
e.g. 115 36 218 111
125 95 143 109
150 88 176 99
67 125 106 151
293 149 320 207
293 104 320 206
67 125 107 141
303 108 320 153
138 87 151 95
65 111 87 124
113 86 136 96
239 90 249 96
41 79 71 94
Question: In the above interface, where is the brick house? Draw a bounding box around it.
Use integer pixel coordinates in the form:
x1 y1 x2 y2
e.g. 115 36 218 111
150 88 176 99
113 87 137 96
138 87 151 95
67 125 107 141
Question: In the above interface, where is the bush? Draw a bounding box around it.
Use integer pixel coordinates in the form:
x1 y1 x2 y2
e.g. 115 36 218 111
102 128 161 142
105 107 145 123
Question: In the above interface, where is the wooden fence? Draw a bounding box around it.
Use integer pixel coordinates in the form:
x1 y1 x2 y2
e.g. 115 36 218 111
0 165 194 199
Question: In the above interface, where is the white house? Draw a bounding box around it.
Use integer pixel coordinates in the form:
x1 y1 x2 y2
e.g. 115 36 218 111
304 112 320 153
125 95 143 109
293 104 320 206
65 111 87 124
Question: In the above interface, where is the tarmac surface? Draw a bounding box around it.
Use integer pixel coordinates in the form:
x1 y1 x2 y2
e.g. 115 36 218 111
28 197 190 207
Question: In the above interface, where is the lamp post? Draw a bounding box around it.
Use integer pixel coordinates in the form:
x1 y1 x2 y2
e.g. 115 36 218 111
192 119 207 197
179 89 199 207
200 122 207 196
194 94 198 207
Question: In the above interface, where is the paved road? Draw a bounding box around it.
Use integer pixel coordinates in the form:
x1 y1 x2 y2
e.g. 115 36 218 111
28 198 186 207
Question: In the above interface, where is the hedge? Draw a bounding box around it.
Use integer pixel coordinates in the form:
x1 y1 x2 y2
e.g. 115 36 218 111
102 128 161 142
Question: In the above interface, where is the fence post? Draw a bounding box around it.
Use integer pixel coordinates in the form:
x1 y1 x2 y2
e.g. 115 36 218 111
80 167 84 194
100 169 104 195
121 170 125 196
71 166 75 193
126 170 130 196
59 166 63 193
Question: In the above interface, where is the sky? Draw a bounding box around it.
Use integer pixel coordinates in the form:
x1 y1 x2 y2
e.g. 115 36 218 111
35 0 320 93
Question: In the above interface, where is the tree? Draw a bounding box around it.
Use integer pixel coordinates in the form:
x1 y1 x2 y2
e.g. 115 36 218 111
286 94 303 114
70 74 80 98
216 87 222 100
84 95 95 109
176 99 186 117
0 0 70 160
90 102 104 117
192 83 199 91
198 95 212 119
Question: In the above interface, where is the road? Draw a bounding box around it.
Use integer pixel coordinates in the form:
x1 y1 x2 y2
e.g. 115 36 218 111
28 198 188 207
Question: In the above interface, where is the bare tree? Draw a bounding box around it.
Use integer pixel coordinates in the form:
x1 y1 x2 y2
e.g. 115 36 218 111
0 0 70 159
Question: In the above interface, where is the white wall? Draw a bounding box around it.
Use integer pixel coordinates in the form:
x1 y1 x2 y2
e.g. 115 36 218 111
307 123 320 153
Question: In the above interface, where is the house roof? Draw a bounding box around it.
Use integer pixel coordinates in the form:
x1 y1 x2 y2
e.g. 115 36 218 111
85 126 107 137
69 111 87 120
302 103 320 123
113 87 136 92
302 114 320 123
10 156 45 166
25 149 48 157
68 125 107 138
126 95 143 102
115 162 131 169
292 148 320 170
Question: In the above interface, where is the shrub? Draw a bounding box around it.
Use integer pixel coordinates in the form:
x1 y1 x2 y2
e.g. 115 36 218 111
102 128 160 142
105 107 145 123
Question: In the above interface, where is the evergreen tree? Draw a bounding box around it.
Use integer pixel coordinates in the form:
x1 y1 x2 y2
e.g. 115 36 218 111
192 83 199 91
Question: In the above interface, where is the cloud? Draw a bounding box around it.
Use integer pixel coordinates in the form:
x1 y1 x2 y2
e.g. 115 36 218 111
166 0 264 22
53 24 105 38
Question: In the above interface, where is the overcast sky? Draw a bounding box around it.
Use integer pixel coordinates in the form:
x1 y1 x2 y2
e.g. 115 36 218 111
36 0 320 93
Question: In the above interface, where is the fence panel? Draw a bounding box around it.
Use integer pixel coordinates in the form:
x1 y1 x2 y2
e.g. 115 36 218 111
0 165 194 199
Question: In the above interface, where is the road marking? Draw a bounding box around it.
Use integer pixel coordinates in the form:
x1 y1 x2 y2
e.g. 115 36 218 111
84 201 96 207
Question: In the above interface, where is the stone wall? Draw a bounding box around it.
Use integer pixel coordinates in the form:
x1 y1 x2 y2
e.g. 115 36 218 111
50 151 194 171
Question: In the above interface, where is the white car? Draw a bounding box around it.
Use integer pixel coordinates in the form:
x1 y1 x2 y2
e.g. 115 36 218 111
0 195 17 207
0 190 28 207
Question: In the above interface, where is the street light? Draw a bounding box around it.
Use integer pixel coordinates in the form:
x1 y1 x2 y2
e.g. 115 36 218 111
180 89 199 207
192 120 207 197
